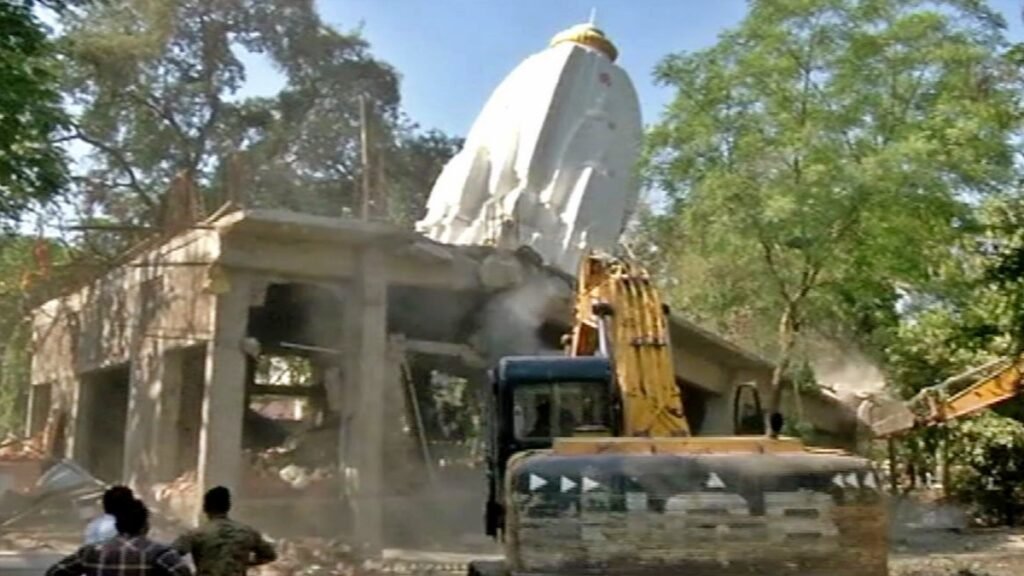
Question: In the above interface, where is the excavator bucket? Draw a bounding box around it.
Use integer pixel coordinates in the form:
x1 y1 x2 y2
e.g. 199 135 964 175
502 441 888 576
864 398 917 438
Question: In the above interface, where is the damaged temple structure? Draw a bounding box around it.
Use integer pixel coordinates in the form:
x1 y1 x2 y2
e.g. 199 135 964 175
26 208 858 550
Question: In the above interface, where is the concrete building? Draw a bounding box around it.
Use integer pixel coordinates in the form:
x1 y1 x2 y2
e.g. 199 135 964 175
26 208 856 549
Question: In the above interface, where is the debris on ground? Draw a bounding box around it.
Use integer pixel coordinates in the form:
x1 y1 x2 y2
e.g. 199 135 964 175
890 525 1024 576
0 436 47 461
246 448 337 496
0 460 104 533
252 539 484 576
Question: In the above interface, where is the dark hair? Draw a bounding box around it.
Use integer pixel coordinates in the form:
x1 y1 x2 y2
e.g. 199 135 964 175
203 486 231 516
102 485 134 515
114 499 149 536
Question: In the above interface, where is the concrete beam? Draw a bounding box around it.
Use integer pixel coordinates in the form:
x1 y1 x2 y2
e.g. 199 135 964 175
672 346 729 394
401 338 486 367
219 238 358 280
196 270 250 516
219 236 478 290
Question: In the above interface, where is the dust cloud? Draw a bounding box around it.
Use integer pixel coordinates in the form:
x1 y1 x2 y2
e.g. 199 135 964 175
472 272 572 363
810 341 889 403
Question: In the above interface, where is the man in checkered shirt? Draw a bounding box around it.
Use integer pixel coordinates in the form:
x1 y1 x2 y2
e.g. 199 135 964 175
46 498 192 576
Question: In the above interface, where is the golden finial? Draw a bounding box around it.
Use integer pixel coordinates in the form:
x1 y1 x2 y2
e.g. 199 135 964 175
550 21 619 62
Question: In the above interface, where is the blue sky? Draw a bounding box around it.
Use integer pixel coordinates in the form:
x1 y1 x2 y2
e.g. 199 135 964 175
236 0 1024 137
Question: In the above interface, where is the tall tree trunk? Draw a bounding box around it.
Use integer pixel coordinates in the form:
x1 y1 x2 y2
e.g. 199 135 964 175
767 302 799 433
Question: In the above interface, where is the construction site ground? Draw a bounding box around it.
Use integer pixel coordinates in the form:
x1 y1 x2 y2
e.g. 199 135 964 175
2 523 1024 575
889 527 1024 576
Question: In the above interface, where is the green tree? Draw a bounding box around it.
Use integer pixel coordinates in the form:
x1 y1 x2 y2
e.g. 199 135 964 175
881 191 1024 383
948 412 1024 525
384 128 463 227
60 0 457 226
0 235 72 436
0 0 76 223
978 194 1024 352
644 0 1021 414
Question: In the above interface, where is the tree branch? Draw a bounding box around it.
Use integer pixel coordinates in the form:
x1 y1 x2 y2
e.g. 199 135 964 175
126 89 191 150
190 12 223 173
757 233 793 303
71 125 157 211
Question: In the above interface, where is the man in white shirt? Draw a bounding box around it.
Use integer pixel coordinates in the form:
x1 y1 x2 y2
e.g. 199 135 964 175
83 485 133 545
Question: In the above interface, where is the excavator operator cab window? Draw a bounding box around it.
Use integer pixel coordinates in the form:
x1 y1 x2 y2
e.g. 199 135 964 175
513 381 611 441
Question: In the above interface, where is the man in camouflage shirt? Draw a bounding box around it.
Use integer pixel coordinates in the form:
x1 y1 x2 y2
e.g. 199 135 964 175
172 486 276 576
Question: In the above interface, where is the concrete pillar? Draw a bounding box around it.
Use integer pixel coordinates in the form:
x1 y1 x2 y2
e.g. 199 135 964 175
343 248 388 551
153 348 184 482
124 339 162 488
25 383 52 437
197 270 250 510
24 386 39 438
69 376 92 464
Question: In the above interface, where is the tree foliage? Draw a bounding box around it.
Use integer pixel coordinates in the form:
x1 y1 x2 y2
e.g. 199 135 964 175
948 412 1024 525
643 0 1022 410
0 235 72 436
59 0 456 225
384 129 463 227
0 0 73 223
883 193 1024 399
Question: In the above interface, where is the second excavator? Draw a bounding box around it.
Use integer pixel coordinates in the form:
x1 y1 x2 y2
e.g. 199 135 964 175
469 252 888 576
869 353 1024 438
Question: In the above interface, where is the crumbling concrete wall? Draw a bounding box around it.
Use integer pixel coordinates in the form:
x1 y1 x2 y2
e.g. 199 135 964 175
30 228 219 484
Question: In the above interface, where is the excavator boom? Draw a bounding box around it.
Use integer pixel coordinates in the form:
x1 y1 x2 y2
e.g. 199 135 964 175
570 254 688 436
870 354 1024 438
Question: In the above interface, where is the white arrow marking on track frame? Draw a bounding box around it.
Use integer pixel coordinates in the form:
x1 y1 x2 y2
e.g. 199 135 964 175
561 476 578 493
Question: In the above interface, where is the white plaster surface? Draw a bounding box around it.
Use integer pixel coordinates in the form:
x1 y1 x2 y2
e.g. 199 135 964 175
416 37 643 275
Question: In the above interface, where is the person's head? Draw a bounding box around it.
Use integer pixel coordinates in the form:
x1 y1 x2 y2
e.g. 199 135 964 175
114 499 149 537
102 485 134 516
203 486 231 517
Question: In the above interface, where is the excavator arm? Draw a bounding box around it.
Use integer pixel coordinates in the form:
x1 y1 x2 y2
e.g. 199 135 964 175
569 252 689 436
870 354 1024 437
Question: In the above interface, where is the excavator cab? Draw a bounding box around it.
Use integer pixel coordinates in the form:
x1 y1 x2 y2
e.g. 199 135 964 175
484 356 618 537
733 382 768 436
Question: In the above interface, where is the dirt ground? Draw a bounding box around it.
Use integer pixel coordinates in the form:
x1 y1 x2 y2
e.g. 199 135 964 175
890 527 1024 576
4 520 1024 575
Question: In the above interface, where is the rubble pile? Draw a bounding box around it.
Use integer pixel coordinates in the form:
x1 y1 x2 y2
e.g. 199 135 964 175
246 447 337 496
0 459 106 553
0 434 52 497
242 417 342 497
153 470 199 505
0 434 47 461
253 538 361 576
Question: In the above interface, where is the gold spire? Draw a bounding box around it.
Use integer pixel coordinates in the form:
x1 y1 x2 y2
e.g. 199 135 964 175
550 23 619 62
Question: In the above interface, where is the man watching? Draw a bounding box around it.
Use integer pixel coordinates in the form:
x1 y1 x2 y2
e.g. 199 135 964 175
48 498 192 575
173 486 276 576
84 485 134 546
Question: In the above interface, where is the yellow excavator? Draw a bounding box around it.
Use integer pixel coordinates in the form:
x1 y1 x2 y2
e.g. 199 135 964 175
470 252 888 576
869 354 1024 438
